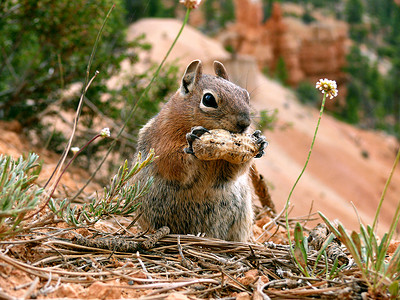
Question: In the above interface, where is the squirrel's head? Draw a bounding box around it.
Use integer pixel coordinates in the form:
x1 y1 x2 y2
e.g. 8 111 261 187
177 60 251 134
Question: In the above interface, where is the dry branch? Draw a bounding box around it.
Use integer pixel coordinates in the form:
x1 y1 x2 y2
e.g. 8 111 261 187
73 226 170 253
250 163 275 214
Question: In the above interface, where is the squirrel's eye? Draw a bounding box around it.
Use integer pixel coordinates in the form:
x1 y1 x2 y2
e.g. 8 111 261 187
202 93 218 108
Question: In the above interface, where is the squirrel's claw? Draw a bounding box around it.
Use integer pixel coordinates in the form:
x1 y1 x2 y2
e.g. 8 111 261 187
191 126 210 137
253 130 262 138
185 126 210 156
255 151 265 158
184 146 195 155
252 130 268 158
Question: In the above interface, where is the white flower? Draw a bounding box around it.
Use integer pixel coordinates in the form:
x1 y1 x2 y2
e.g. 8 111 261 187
315 78 338 99
100 127 111 138
71 147 80 154
180 0 201 9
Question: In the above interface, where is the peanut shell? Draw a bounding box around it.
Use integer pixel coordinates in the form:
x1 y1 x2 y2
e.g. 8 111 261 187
192 129 259 164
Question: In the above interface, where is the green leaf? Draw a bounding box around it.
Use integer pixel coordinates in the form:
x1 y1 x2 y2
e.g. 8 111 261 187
313 233 335 274
318 212 341 237
376 233 389 272
294 222 308 273
388 281 399 299
360 224 372 265
0 153 43 239
329 257 340 279
351 231 363 259
338 225 365 273
367 225 379 257
0 156 11 191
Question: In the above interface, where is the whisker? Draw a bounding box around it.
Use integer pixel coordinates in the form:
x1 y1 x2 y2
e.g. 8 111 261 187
248 81 267 98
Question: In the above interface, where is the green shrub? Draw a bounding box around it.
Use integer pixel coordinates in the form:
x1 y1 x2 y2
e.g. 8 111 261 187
339 81 361 124
296 81 320 105
0 0 129 121
0 153 42 239
258 109 279 131
275 56 288 85
50 150 155 225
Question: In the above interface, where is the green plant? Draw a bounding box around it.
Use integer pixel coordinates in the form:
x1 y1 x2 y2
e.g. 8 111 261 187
338 80 361 124
293 222 309 276
292 220 348 279
345 0 364 24
319 210 400 297
202 0 235 30
124 0 175 21
49 149 155 225
318 145 400 297
275 56 288 85
258 109 278 131
296 81 320 105
284 78 338 276
0 153 43 238
302 6 316 24
0 0 129 122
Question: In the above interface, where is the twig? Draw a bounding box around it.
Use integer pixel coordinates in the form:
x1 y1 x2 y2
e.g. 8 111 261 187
250 163 275 214
137 251 153 281
22 277 39 300
219 268 250 292
0 289 16 300
0 227 76 245
39 274 61 295
72 226 170 253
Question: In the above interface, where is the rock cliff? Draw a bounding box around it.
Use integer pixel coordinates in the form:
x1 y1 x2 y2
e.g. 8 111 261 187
221 1 349 91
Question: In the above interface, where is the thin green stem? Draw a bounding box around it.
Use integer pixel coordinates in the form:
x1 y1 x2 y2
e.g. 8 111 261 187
286 93 327 275
368 146 400 291
71 8 192 201
372 147 400 232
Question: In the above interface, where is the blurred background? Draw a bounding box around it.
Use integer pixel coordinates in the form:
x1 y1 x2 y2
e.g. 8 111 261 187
1 0 399 235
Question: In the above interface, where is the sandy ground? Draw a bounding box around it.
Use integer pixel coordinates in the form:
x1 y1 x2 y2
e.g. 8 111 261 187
128 18 400 236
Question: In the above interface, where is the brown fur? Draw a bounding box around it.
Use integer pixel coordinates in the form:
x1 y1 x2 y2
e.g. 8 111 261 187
134 60 259 242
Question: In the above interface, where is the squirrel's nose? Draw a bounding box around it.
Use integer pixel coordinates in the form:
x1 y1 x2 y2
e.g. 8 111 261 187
236 113 250 133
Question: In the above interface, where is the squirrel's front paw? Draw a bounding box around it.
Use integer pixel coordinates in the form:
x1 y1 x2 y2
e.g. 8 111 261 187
252 130 268 158
184 126 210 155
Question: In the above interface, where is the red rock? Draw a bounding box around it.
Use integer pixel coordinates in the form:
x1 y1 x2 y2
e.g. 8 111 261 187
221 1 349 91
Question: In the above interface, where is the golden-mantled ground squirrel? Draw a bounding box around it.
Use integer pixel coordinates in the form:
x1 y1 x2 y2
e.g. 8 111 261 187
134 60 266 241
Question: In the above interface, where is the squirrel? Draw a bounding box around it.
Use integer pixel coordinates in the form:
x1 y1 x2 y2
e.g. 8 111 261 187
134 60 267 242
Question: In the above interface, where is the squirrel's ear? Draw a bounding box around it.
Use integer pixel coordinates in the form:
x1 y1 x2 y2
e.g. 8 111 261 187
214 61 229 81
181 60 203 94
